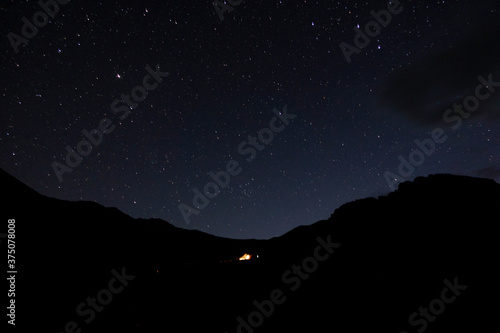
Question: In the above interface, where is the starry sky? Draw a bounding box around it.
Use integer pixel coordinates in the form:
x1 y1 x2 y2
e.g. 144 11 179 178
1 0 499 239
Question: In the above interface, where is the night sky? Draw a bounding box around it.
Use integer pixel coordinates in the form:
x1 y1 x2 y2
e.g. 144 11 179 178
1 0 499 239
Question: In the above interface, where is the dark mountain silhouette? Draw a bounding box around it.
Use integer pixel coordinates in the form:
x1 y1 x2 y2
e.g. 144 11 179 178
2 168 499 333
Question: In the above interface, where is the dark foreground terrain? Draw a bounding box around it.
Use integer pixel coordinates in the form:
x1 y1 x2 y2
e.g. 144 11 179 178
2 168 499 332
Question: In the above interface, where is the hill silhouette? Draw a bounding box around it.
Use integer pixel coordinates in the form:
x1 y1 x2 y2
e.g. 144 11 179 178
2 169 499 333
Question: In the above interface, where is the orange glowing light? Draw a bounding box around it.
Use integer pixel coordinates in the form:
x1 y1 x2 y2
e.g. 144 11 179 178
239 253 252 261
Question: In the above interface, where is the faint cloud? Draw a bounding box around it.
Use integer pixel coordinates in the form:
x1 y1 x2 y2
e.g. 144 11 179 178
471 166 500 182
378 29 500 127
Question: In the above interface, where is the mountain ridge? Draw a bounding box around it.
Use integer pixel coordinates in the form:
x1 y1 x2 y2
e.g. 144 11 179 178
3 167 498 241
2 168 499 332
